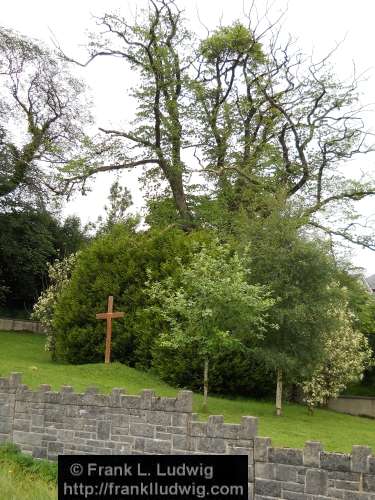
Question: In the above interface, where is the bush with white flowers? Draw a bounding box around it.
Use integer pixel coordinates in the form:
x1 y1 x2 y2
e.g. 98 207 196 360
32 253 78 359
301 307 372 412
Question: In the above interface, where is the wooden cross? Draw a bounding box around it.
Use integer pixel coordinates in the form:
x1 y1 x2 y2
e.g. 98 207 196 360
96 296 124 364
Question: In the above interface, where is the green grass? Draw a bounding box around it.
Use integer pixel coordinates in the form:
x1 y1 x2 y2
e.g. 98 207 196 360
0 443 56 499
0 330 374 452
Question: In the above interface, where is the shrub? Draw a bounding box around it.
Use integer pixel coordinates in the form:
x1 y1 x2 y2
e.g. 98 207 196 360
301 307 372 412
53 224 212 365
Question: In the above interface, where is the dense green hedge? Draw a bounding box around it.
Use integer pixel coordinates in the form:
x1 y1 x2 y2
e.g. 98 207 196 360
54 224 212 366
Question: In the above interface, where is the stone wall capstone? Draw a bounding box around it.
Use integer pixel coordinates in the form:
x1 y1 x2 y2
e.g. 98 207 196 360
0 373 374 499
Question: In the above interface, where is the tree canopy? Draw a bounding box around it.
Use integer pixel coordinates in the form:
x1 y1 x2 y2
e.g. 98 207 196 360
0 27 91 211
53 0 375 251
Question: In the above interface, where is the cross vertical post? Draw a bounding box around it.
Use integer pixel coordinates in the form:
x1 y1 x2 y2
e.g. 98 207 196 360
96 295 125 364
105 295 113 364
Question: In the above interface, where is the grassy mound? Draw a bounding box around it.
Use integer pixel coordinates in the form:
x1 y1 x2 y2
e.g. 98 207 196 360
0 330 374 452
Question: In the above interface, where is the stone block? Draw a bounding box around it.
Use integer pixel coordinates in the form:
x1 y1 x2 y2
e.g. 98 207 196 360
60 386 74 393
255 478 282 497
329 471 361 481
254 437 272 462
248 482 253 500
47 441 64 454
144 438 172 454
146 411 172 426
14 401 29 413
229 446 253 458
151 397 177 412
129 423 154 438
222 424 239 439
0 404 12 417
248 464 254 482
304 441 322 467
65 406 79 418
156 432 171 441
121 395 141 409
255 462 276 480
13 419 30 432
363 474 375 492
166 426 185 435
32 446 47 459
110 388 125 407
343 493 372 500
207 416 224 437
328 487 345 498
190 422 207 437
13 430 42 446
38 384 51 392
351 446 371 473
268 447 303 466
282 481 305 493
335 480 359 491
281 492 310 500
240 416 258 439
172 413 189 428
369 457 375 475
57 429 74 441
140 390 155 410
32 414 44 427
172 435 193 451
134 437 145 452
175 391 193 413
0 420 12 434
197 437 226 454
275 464 297 482
305 468 328 495
96 421 111 440
321 452 351 472
10 372 22 387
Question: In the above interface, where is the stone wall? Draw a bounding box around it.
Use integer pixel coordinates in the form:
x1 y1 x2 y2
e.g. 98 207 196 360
0 318 46 334
328 396 375 419
1 373 375 499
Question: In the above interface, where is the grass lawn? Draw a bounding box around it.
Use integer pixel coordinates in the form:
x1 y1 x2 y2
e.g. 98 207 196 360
0 330 374 453
0 443 56 499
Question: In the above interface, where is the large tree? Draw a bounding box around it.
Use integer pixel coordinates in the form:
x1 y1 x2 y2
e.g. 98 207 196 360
57 0 375 249
0 27 91 211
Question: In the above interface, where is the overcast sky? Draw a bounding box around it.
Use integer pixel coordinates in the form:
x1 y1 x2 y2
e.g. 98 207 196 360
2 0 375 275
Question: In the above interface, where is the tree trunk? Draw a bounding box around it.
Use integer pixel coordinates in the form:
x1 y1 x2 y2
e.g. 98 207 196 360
276 368 283 416
169 173 194 229
203 358 209 412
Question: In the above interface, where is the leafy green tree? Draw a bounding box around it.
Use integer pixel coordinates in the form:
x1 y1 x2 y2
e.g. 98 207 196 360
334 269 375 336
0 210 86 311
146 242 273 411
0 210 56 309
245 210 347 415
59 1 375 250
52 225 212 364
0 27 91 210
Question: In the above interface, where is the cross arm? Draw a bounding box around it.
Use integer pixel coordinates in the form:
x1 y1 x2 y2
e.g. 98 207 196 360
96 312 125 319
